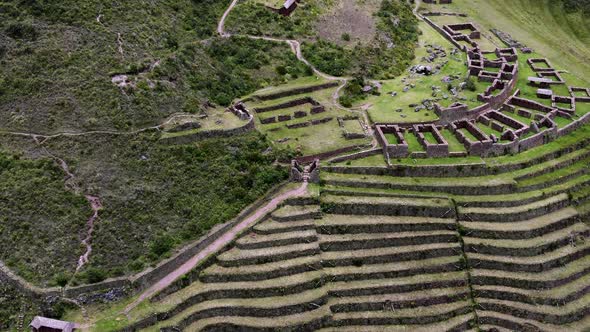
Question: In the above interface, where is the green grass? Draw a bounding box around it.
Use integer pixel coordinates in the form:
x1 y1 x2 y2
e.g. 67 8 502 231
384 133 400 145
359 20 485 123
440 129 467 152
458 128 480 142
404 132 425 152
422 131 439 144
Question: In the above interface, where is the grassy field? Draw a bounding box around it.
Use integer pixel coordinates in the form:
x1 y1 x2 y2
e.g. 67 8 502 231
357 20 488 124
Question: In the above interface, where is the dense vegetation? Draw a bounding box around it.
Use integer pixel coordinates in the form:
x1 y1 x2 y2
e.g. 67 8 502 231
0 150 90 285
225 0 419 79
561 0 590 14
0 0 309 133
39 131 289 286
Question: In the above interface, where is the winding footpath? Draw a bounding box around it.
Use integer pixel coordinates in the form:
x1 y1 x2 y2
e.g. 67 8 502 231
124 181 309 313
217 0 376 147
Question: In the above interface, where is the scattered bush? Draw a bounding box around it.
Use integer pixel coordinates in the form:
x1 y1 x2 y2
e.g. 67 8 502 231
5 22 38 40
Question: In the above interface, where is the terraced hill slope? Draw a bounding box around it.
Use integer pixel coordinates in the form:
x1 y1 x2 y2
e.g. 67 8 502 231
2 0 590 330
100 133 590 330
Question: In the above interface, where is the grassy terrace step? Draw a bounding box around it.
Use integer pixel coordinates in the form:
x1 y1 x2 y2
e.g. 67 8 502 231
253 218 316 235
467 241 590 273
323 174 590 208
460 207 580 239
236 229 318 250
317 214 456 234
516 157 590 190
217 242 320 267
321 173 515 195
458 193 570 222
318 230 458 251
200 255 322 282
320 242 461 267
329 287 469 313
471 256 590 289
463 223 590 257
271 204 322 222
476 311 570 332
477 298 590 325
325 128 590 177
155 287 330 331
330 301 472 327
324 256 463 282
184 306 332 332
321 195 454 218
474 277 590 305
328 271 468 297
317 313 473 331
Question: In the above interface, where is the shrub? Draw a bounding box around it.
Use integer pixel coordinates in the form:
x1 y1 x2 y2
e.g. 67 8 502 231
84 267 107 284
464 77 477 92
5 22 38 40
149 234 175 258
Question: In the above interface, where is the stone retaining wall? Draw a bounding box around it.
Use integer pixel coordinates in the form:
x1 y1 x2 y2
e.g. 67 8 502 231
160 116 255 145
296 144 371 164
254 97 320 113
254 82 339 101
329 148 382 164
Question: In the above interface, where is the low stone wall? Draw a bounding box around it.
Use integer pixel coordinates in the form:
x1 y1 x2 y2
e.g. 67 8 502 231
254 97 319 113
329 148 381 164
296 144 371 164
0 262 61 300
254 82 339 101
160 116 255 145
323 200 455 218
422 16 463 50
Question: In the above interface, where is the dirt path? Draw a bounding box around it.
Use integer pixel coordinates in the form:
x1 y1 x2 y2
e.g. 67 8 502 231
76 195 103 272
0 113 193 142
39 145 104 281
124 181 309 314
218 0 239 37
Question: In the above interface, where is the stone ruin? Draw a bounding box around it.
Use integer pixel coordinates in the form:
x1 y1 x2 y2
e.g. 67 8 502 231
254 97 328 129
414 124 450 157
290 159 320 183
228 102 252 121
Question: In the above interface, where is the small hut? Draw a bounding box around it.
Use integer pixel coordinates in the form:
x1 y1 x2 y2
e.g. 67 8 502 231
30 317 76 332
279 0 299 16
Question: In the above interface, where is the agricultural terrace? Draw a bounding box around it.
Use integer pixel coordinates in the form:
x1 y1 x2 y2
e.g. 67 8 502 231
4 0 590 331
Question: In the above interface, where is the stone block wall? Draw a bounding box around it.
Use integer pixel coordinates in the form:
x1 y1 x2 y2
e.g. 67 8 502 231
508 95 555 113
569 87 590 102
254 97 320 113
527 58 554 72
414 124 450 157
376 125 410 158
255 82 339 101
161 116 255 145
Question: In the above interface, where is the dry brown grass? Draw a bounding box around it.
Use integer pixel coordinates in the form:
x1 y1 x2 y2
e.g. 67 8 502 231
315 0 380 46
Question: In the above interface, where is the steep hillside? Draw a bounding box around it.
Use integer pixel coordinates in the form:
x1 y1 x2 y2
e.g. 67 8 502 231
0 0 309 132
441 0 590 84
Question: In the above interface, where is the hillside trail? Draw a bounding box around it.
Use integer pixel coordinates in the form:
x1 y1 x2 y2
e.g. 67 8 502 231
123 181 309 314
40 145 103 276
0 112 192 142
217 0 376 145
